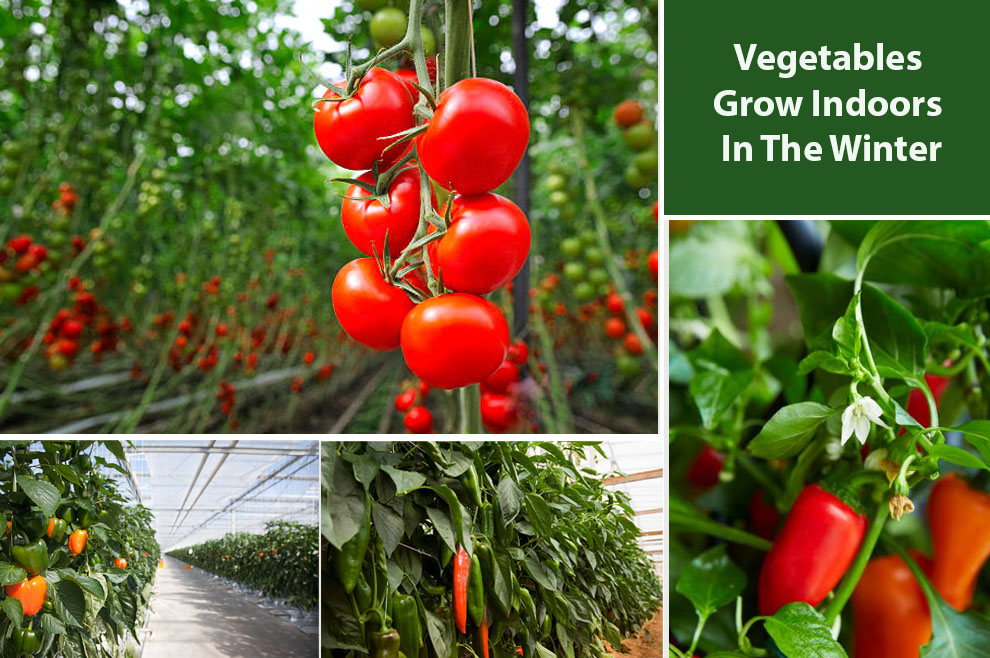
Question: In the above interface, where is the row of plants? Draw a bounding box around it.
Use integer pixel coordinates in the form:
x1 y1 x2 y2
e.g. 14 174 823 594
0 440 160 657
167 521 319 611
324 441 661 657
670 221 990 657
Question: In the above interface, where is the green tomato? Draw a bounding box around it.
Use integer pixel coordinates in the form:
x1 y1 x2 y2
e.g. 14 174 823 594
421 27 436 55
579 230 597 247
574 282 595 301
2 141 23 159
549 190 569 207
623 122 657 151
545 174 567 192
584 246 604 266
588 268 609 286
563 262 587 282
0 283 21 302
634 148 658 174
598 283 612 297
624 164 651 188
616 354 641 377
371 8 406 48
560 237 582 258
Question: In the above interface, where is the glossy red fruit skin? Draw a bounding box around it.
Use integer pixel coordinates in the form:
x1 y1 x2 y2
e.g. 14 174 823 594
758 484 867 616
481 360 519 394
395 389 417 412
481 392 517 432
429 193 530 294
417 78 529 194
314 68 414 171
404 406 433 432
342 169 431 258
507 340 528 365
400 294 509 389
851 552 932 658
749 489 781 540
687 445 725 490
332 258 414 351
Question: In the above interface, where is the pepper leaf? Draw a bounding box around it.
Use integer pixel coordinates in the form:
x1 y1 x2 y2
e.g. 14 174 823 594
18 475 60 518
674 545 745 618
764 603 848 658
748 402 834 459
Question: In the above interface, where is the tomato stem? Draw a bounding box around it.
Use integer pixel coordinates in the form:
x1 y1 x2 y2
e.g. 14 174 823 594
458 384 482 433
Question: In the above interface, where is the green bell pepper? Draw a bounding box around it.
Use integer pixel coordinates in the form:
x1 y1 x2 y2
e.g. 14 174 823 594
468 553 484 626
57 506 74 525
333 493 371 593
372 628 401 658
12 539 49 576
11 627 42 655
21 515 47 540
392 593 422 658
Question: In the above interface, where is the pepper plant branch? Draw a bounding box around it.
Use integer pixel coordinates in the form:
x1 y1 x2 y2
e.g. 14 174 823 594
822 496 890 626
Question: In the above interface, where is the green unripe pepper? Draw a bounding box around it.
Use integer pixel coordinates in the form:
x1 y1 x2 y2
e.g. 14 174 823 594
333 493 371 593
468 553 484 627
12 539 49 576
519 587 537 623
46 518 67 543
372 628 401 658
355 571 373 613
22 515 47 540
392 593 422 658
480 503 494 538
11 627 42 654
375 536 388 603
78 508 95 528
58 506 74 525
460 465 483 508
440 542 453 569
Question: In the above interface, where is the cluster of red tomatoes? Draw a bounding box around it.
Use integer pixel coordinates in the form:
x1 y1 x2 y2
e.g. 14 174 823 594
0 234 49 306
479 339 529 432
317 66 531 393
42 277 128 371
612 100 658 189
394 379 434 432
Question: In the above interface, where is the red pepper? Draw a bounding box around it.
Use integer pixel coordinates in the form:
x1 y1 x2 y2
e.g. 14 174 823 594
927 473 990 610
473 610 489 658
453 546 470 633
757 484 867 616
851 552 931 658
687 445 725 490
749 489 780 540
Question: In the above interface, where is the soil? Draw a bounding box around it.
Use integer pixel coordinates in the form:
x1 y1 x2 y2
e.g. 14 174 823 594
606 609 662 658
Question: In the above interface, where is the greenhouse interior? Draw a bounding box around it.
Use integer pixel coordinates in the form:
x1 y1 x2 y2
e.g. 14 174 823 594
0 439 319 657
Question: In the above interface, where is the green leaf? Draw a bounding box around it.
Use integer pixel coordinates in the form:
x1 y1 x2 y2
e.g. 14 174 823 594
948 420 990 467
429 485 471 555
797 351 853 377
1 596 22 627
525 493 552 538
861 284 927 380
425 506 455 554
326 460 365 550
381 465 426 496
669 495 772 551
52 579 87 628
18 475 61 518
689 369 754 430
674 545 745 618
497 478 525 526
371 501 405 557
748 402 834 459
786 274 855 352
922 578 990 656
522 556 555 590
0 562 26 586
928 445 989 471
764 603 848 658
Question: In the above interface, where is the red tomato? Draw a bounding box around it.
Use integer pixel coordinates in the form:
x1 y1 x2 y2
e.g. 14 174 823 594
404 406 433 432
395 69 419 98
417 78 529 194
27 244 47 263
623 333 643 355
636 307 655 331
400 293 509 389
604 317 625 339
332 258 415 350
507 340 528 365
429 193 530 293
613 100 643 128
482 359 519 394
395 389 417 412
61 320 84 339
314 68 414 171
417 380 430 397
648 250 659 282
8 235 31 254
481 392 518 433
606 292 625 316
342 169 431 258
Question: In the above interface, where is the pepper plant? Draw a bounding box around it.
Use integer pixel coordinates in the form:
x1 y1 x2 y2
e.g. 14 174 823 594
670 220 990 657
166 521 318 611
323 441 660 658
0 440 160 657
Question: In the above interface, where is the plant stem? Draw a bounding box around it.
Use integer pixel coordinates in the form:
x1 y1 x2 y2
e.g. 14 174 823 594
823 497 889 625
443 0 473 88
458 384 482 433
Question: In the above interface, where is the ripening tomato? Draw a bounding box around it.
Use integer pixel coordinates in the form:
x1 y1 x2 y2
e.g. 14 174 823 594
648 250 658 282
332 258 415 350
429 193 530 293
481 392 518 433
342 169 433 258
482 359 519 394
395 389 416 412
404 406 433 433
417 78 529 194
613 100 644 128
400 294 509 389
604 317 625 339
623 333 643 355
314 68 414 171
606 292 625 316
507 340 528 365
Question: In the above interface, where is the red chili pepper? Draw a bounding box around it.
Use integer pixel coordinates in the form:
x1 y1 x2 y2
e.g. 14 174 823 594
749 489 780 540
453 546 470 633
757 484 867 616
927 473 990 610
687 445 725 490
475 610 489 658
851 552 931 658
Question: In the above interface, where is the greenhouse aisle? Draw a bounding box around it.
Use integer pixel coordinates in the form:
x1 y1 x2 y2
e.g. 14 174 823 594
143 556 317 658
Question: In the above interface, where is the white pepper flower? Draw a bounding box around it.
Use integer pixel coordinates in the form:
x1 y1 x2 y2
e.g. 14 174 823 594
841 396 889 445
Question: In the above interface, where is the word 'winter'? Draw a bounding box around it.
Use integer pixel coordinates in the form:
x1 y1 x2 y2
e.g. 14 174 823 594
722 134 942 163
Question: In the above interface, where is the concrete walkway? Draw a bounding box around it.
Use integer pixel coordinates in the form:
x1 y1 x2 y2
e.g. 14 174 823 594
143 556 318 658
